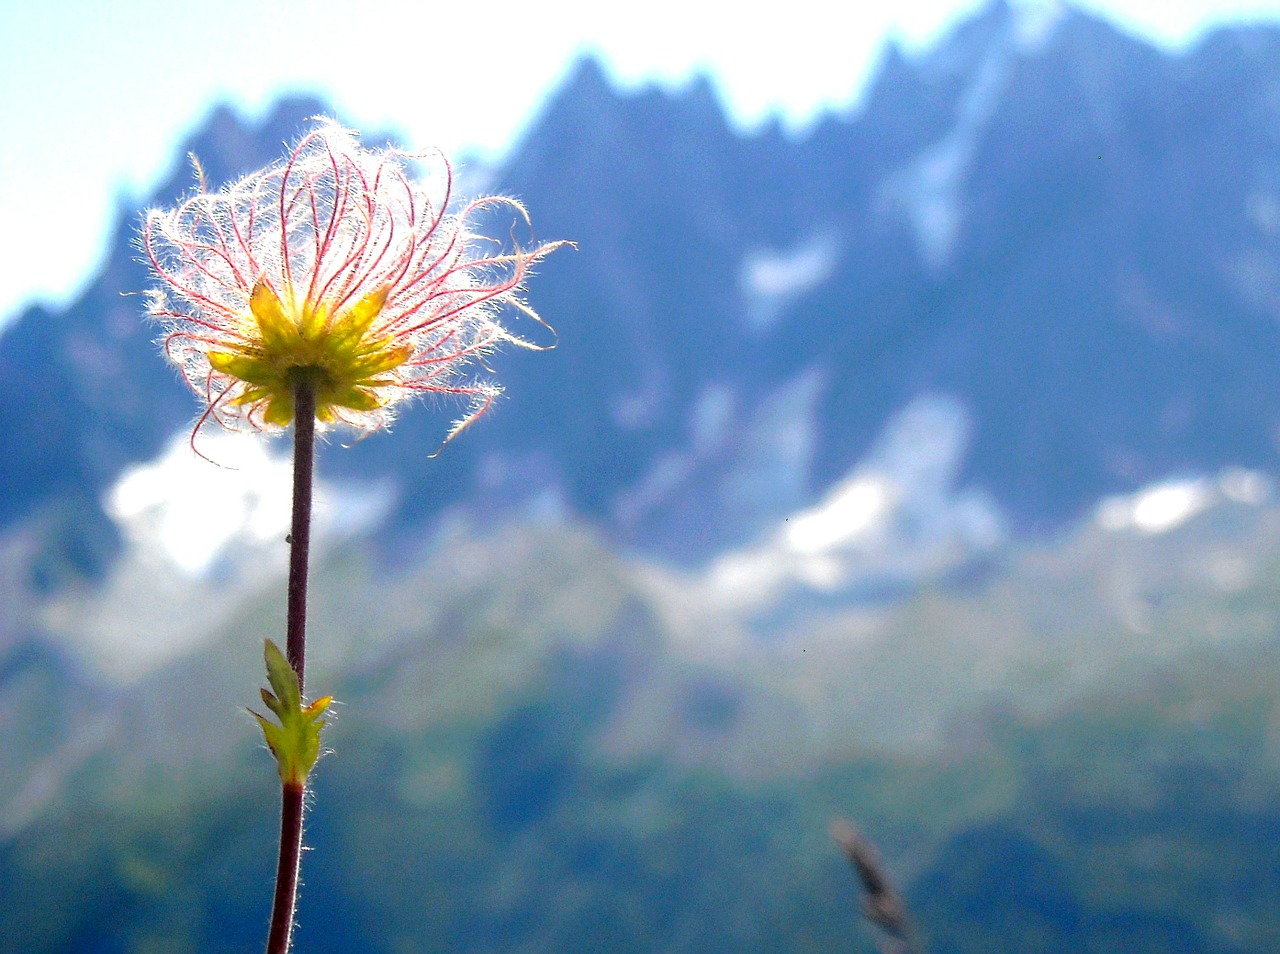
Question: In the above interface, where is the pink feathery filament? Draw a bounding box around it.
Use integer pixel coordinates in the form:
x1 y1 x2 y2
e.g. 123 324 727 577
142 119 565 445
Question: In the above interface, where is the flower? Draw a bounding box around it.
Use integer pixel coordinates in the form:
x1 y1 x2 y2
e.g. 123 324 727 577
142 118 562 442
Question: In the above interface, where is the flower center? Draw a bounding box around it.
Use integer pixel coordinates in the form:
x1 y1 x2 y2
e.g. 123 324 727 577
207 281 412 426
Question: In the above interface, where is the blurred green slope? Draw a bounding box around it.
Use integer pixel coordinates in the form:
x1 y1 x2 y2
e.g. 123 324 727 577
4 505 1280 951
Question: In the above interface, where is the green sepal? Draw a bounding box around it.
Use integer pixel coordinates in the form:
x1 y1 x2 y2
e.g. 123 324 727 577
248 640 332 786
262 393 296 426
327 385 383 412
208 351 280 387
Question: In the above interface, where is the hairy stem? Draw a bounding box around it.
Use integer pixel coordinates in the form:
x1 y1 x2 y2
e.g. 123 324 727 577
266 782 306 954
266 382 317 954
285 383 317 687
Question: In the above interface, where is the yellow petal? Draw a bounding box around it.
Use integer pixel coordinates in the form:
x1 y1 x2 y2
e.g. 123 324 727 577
329 286 390 351
347 343 414 379
299 301 328 342
249 281 297 351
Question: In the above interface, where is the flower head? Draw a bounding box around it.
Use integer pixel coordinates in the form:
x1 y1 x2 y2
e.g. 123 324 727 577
142 118 561 443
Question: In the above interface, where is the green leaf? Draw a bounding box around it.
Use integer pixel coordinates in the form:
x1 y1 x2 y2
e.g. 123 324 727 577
248 640 333 786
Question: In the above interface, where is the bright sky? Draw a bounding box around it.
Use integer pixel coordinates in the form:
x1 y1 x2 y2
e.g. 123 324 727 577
0 0 1276 325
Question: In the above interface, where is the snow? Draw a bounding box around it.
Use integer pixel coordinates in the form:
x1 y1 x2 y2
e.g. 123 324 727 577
720 370 825 519
1013 0 1066 52
880 0 1065 271
1129 480 1212 533
106 430 388 577
1096 469 1272 535
43 430 391 683
107 432 293 576
701 393 1005 611
786 477 894 555
1246 191 1280 235
739 233 839 332
691 383 735 453
615 371 824 532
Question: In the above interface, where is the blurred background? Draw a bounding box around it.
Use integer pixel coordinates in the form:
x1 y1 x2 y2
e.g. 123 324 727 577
4 0 1280 950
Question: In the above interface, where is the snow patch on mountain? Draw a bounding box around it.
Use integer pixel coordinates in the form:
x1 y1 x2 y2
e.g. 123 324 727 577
700 394 1005 612
41 431 391 682
106 431 389 577
615 372 824 537
720 370 825 521
879 2 1062 271
739 233 839 332
1096 469 1272 535
1013 0 1066 52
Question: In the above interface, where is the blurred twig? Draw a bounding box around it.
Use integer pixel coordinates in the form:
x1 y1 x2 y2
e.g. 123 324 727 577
830 818 922 954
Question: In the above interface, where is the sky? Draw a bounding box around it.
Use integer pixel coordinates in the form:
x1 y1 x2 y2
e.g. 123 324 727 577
1 0 1277 325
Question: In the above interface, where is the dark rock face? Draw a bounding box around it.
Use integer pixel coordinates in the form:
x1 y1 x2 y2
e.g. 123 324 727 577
5 2 1280 563
489 2 1280 549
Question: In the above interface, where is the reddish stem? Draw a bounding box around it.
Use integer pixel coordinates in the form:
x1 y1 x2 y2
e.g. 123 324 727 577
285 383 317 686
266 782 306 954
265 381 317 954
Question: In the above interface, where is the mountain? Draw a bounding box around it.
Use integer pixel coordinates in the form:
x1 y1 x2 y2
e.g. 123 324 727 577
6 494 1280 951
4 1 1280 583
0 97 339 580
6 4 1280 947
491 0 1280 558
